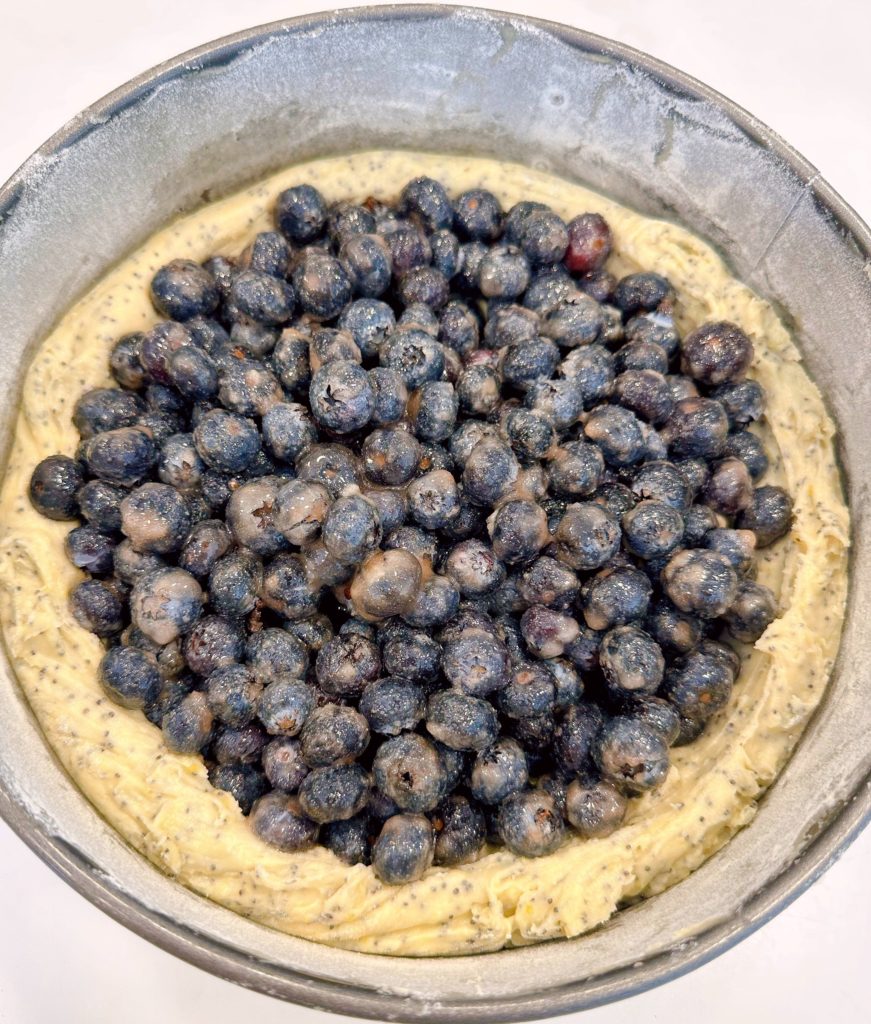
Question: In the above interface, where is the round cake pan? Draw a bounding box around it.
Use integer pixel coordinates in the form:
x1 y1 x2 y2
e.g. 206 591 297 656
0 6 869 1020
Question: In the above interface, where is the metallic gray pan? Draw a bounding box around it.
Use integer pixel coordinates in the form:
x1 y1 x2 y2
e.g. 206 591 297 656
0 6 868 1020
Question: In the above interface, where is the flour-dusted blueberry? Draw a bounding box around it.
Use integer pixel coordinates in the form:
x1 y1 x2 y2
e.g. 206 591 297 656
711 380 765 430
553 502 621 572
461 437 519 509
294 443 360 499
64 525 115 574
426 690 499 751
359 677 426 735
270 330 311 395
565 778 627 838
208 550 262 619
594 715 670 794
372 813 434 884
553 702 602 776
321 494 381 567
257 676 315 737
470 737 528 805
217 357 283 417
428 229 462 281
112 541 166 587
613 369 675 425
702 457 753 517
402 470 457 530
373 733 446 813
82 427 157 487
271 480 330 547
299 704 370 768
155 433 203 491
76 480 125 533
315 633 381 697
724 579 778 642
520 606 580 660
380 329 445 391
444 538 506 597
497 790 564 857
238 230 291 278
73 387 144 439
584 404 646 467
616 339 669 375
599 625 665 695
364 367 406 427
360 427 420 488
486 499 548 565
630 459 690 510
165 345 219 402
292 251 352 319
661 548 739 619
275 183 327 243
703 527 756 574
193 409 260 475
679 504 717 548
663 397 729 460
120 483 191 555
441 629 509 696
454 364 500 418
161 691 214 755
499 336 559 392
737 485 794 547
206 664 262 728
616 694 681 746
259 553 318 620
98 646 161 709
382 627 442 684
559 344 616 408
182 614 245 676
564 212 612 274
138 321 196 384
515 209 569 266
453 188 503 241
546 657 584 709
246 628 308 685
402 573 460 629
250 792 319 851
349 549 423 620
430 795 484 866
150 259 219 321
581 564 653 631
681 321 753 385
547 441 604 500
476 244 530 300
408 382 458 444
660 640 739 725
438 299 479 356
338 300 395 360
309 327 362 370
724 430 769 481
398 265 450 309
499 661 557 719
525 378 584 430
110 333 147 389
212 723 269 767
299 764 370 824
322 814 371 866
308 360 374 435
383 224 433 278
70 579 124 637
360 486 407 536
285 614 334 655
224 476 286 558
503 408 555 463
259 404 315 465
542 293 604 348
593 482 637 520
326 201 376 244
399 176 454 231
645 598 703 655
261 736 309 791
613 272 671 315
621 500 684 560
208 763 270 815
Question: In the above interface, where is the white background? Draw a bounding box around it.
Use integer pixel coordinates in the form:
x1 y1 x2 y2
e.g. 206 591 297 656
1 2 869 1022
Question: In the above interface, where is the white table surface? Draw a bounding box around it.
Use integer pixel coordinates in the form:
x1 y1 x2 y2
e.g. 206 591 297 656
1 2 869 1021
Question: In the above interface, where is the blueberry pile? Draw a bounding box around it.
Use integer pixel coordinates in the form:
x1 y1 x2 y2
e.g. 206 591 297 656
28 177 793 884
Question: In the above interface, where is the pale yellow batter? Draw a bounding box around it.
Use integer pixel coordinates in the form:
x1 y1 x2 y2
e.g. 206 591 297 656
0 152 849 956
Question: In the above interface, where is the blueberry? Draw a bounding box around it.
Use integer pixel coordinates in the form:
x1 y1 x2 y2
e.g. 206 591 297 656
70 579 124 637
259 553 318 620
664 397 729 460
112 540 166 586
76 480 125 533
432 795 485 866
380 329 445 389
359 486 407 536
518 556 579 609
326 201 376 244
161 691 213 754
399 470 456 532
408 382 458 444
298 763 370 824
661 548 738 619
373 733 445 812
524 378 582 430
208 763 270 815
426 690 498 751
553 502 621 572
182 614 245 676
322 813 371 865
515 209 569 266
366 367 408 426
155 433 203 492
565 778 627 838
437 300 479 357
223 476 285 557
128 566 202 644
723 430 769 481
542 294 604 348
315 633 381 697
592 483 636 521
269 481 329 548
475 244 529 300
724 579 777 642
308 360 374 434
98 646 161 709
523 266 576 315
205 664 262 727
338 301 395 360
613 273 671 315
424 230 460 282
72 388 144 439
559 344 616 408
581 565 652 631
546 657 584 709
578 270 617 303
703 527 756 574
553 702 602 776
453 189 503 241
270 330 311 394
502 408 554 464
701 458 753 517
736 485 794 547
299 704 370 768
275 184 327 243
212 722 269 766
520 604 581 664
309 327 361 369
193 409 260 474
499 660 557 719
216 358 283 418
349 549 423 620
238 230 291 278
398 265 450 309
402 574 461 629
443 539 506 597
208 550 262 619
262 736 309 791
110 333 147 389
630 460 690 510
621 500 684 560
461 438 519 508
260 404 315 464
467 737 527 805
372 813 434 884
138 321 196 384
250 792 319 851
442 629 509 696
564 213 612 274
399 176 453 231
150 259 219 321
82 427 156 486
681 321 753 385
681 503 718 547
119 483 191 556
64 525 114 574
384 224 433 278
382 627 442 684
320 494 380 567
359 677 426 735
295 443 361 498
547 441 604 499
496 790 564 857
660 640 738 724
497 336 558 393
564 626 603 674
594 715 669 794
165 346 218 402
611 369 675 425
599 625 665 694
292 251 352 319
645 599 703 655
485 499 548 566
584 405 645 467
285 614 334 654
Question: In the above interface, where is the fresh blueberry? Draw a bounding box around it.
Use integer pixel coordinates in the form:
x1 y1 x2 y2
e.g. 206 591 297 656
559 344 616 409
438 300 479 356
238 230 291 277
547 441 604 500
382 627 442 684
613 369 675 425
259 553 318 620
120 483 191 555
98 645 161 709
348 548 423 620
193 409 260 474
499 660 557 718
399 176 454 231
250 792 319 851
315 633 381 697
211 722 269 766
724 579 777 642
723 430 769 481
581 564 652 631
338 301 395 359
664 397 729 460
661 548 739 619
299 763 370 823
645 598 703 655
408 382 458 444
621 500 684 560
469 737 528 805
208 763 270 815
453 189 503 241
321 813 371 865
217 357 283 417
308 360 374 434
321 494 381 567
552 702 602 776
564 213 612 275
432 795 485 866
308 326 362 369
518 556 579 610
75 480 124 533
359 677 426 735
206 664 262 727
613 272 671 315
112 540 165 587
402 574 461 629
681 503 718 547
736 485 794 547
161 691 213 754
372 813 434 884
594 715 669 793
477 244 530 300
486 499 548 566
516 209 569 266
72 388 144 439
681 321 753 385
292 251 352 319
496 790 564 857
441 628 509 696
703 528 756 574
325 201 376 244
398 265 450 309
373 732 445 812
128 566 202 644
82 427 156 486
64 525 114 574
70 579 125 637
166 346 219 401
599 625 665 694
701 457 753 517
244 630 307 688
259 404 315 465
208 550 262 619
425 690 498 751
461 438 519 508
150 259 219 321
553 502 621 572
584 405 645 467
380 329 445 390
660 640 739 725
523 266 576 315
180 614 244 680
299 704 370 769
565 778 627 838
275 184 327 243
110 333 147 389
443 538 506 597
262 736 309 791
542 294 604 348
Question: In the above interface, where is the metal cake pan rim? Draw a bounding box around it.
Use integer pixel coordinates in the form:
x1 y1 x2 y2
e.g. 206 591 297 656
0 5 868 1021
